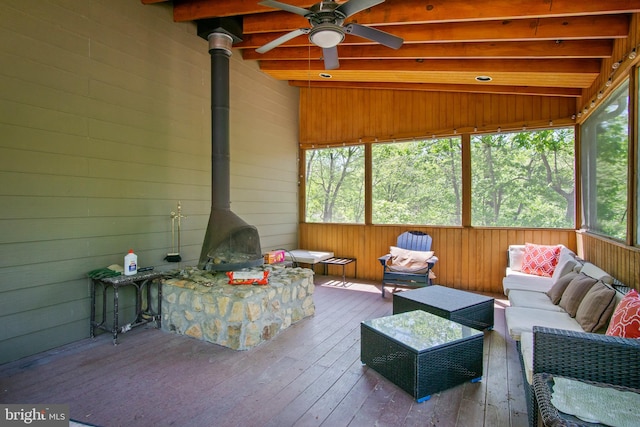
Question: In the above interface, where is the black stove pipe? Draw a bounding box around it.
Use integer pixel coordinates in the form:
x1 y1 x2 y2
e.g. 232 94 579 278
197 32 262 271
210 33 231 211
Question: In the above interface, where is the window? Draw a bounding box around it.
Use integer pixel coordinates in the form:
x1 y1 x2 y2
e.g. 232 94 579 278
372 137 462 225
471 128 575 227
304 146 365 223
581 79 629 240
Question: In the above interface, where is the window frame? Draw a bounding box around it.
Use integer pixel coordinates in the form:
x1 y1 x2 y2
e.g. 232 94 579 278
580 78 631 242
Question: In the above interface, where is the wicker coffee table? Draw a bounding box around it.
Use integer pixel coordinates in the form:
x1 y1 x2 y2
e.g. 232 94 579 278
361 310 484 402
393 285 494 330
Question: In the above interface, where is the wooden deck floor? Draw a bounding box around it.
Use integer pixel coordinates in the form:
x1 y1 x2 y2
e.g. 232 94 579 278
0 276 528 427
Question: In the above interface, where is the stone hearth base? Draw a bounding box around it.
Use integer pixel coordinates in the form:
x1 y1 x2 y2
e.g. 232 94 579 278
161 265 315 350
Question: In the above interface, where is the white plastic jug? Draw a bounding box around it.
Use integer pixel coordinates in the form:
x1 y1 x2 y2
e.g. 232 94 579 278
124 249 138 276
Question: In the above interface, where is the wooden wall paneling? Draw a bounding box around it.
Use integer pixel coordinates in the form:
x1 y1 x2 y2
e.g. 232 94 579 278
469 229 481 290
498 229 509 287
471 228 483 290
468 228 478 289
499 95 508 124
466 229 484 290
450 228 461 288
484 228 495 292
483 95 492 128
452 93 461 131
300 88 576 145
621 243 629 283
578 232 640 289
460 228 470 290
299 224 581 294
445 228 455 285
483 229 504 291
431 227 444 284
484 229 495 292
472 95 482 129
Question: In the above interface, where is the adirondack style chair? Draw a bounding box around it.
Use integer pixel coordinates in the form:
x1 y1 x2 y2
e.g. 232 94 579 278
378 231 438 298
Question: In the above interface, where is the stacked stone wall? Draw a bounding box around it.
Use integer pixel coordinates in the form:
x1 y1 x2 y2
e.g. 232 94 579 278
161 266 315 350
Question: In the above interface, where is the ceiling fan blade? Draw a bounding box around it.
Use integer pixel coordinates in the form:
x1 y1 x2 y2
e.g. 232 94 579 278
258 0 311 17
256 28 309 53
322 46 339 70
344 23 403 49
337 0 385 18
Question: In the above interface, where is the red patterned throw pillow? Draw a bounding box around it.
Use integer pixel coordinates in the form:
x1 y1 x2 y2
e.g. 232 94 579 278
520 243 561 277
606 289 640 338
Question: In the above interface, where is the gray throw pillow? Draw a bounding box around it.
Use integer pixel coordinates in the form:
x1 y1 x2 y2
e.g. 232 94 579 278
546 271 578 305
558 273 598 317
575 281 617 332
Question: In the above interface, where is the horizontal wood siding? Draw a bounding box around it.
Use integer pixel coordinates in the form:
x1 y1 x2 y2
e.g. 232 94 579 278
299 223 576 294
300 89 577 145
229 48 300 251
0 0 299 363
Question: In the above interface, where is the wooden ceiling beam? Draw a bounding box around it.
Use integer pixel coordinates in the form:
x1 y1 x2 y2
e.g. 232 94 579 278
172 0 640 24
172 0 316 22
259 58 601 74
237 15 629 49
241 40 613 61
259 68 598 88
288 80 583 97
147 0 636 98
243 0 640 32
257 58 600 88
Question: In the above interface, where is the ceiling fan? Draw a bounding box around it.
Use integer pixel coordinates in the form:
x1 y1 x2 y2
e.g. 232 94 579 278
256 0 404 70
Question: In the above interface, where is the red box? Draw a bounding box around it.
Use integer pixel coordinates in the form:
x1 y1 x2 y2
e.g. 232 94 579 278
264 250 285 264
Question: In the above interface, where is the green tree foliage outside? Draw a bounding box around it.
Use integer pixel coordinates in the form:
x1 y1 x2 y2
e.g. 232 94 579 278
305 146 365 223
372 138 462 225
304 129 576 229
471 128 575 228
581 80 629 240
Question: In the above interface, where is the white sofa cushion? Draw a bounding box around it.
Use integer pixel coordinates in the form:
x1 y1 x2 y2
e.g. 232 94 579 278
579 262 613 284
504 306 583 340
520 331 534 385
503 272 554 296
508 290 565 312
508 245 526 271
503 245 578 296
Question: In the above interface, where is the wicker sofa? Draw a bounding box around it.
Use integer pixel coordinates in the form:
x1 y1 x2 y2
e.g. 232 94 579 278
502 244 640 426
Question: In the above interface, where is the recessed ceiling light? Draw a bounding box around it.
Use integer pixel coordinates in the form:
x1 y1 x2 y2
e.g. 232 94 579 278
475 75 492 82
319 73 332 79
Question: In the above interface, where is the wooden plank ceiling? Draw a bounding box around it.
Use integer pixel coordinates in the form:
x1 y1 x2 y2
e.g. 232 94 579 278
142 0 640 97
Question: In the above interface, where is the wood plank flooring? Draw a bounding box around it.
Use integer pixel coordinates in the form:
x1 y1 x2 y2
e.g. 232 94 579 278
0 276 528 427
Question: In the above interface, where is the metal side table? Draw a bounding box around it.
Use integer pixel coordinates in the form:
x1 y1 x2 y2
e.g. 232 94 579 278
90 270 163 344
320 257 357 285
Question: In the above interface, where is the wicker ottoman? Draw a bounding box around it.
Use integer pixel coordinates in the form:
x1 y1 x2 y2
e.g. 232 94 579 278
361 310 484 402
393 285 494 330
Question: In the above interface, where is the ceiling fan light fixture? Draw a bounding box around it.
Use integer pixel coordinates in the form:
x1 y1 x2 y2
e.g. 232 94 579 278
309 25 344 48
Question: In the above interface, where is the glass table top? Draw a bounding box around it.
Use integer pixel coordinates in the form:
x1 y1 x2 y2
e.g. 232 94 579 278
362 310 483 352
